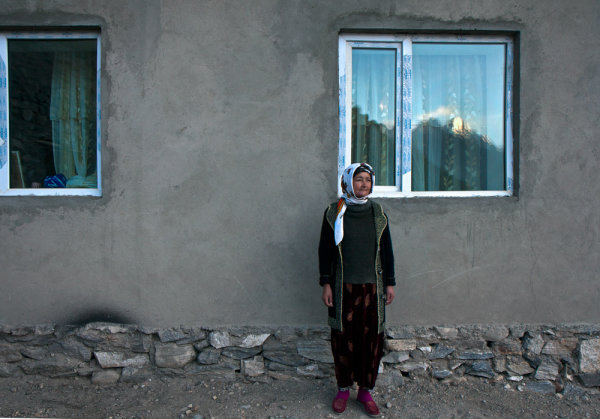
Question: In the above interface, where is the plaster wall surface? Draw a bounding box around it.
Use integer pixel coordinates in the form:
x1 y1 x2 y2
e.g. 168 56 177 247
0 0 599 327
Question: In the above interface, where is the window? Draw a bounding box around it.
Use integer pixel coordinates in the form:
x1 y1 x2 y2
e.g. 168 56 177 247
338 34 514 197
0 31 101 196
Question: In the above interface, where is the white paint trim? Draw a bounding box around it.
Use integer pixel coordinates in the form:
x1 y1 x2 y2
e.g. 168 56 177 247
371 190 512 199
0 31 101 197
339 33 515 198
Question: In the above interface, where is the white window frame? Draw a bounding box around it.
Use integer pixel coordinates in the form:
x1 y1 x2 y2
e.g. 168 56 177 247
338 33 514 198
0 31 101 196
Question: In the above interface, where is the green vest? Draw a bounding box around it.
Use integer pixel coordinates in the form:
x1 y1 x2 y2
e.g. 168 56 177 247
325 200 388 333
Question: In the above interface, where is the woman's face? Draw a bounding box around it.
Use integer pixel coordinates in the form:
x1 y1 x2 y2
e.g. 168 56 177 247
352 171 372 198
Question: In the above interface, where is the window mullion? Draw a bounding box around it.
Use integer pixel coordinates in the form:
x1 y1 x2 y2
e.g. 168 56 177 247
400 39 412 193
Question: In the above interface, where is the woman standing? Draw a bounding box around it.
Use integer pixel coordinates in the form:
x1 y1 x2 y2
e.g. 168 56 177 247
318 162 395 417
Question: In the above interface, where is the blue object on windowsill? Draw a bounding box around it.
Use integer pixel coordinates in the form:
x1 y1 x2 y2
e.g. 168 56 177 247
43 174 67 188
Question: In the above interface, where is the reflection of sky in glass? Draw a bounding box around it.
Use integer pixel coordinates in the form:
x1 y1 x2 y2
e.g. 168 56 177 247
352 48 396 129
412 43 505 148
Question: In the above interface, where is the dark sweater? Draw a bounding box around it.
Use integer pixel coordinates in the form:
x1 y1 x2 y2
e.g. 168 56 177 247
341 202 376 284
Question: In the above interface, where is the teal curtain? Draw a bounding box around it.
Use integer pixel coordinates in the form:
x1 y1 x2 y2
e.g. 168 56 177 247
50 51 97 188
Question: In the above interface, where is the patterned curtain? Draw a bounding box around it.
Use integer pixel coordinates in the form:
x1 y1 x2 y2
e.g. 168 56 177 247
49 51 96 188
351 49 396 186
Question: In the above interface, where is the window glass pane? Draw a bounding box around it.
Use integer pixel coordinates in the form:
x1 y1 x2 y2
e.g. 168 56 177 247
411 43 505 191
8 39 97 189
351 48 396 186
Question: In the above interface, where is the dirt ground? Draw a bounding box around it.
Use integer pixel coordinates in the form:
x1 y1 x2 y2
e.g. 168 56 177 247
1 374 599 419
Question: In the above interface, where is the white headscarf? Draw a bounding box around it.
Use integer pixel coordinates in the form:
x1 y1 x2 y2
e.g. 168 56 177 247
334 163 375 245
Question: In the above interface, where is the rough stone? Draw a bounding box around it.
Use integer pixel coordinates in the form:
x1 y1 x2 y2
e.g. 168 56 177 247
20 353 81 376
219 356 241 371
491 339 522 355
522 333 544 355
563 383 589 396
193 340 210 351
296 364 328 378
209 331 231 349
413 327 439 340
448 360 464 370
241 356 265 377
434 327 458 339
450 339 488 351
2 328 54 344
94 352 149 369
566 325 600 335
176 328 207 344
522 351 542 369
91 369 121 385
154 343 196 368
458 350 493 360
492 357 506 373
265 360 295 371
542 339 578 356
535 360 560 381
96 332 146 351
53 338 93 361
385 339 417 352
480 326 510 341
428 344 455 360
76 328 106 345
410 349 425 361
9 326 34 337
465 361 495 379
158 328 187 343
85 323 136 334
131 335 153 353
262 349 307 367
120 367 153 383
76 366 95 376
33 324 55 336
382 351 410 364
578 373 600 388
522 380 556 394
397 361 428 373
505 356 535 376
0 362 21 377
0 344 23 363
385 326 416 339
239 334 270 348
20 346 49 361
221 346 262 360
579 338 600 373
432 369 452 379
196 348 220 365
509 325 527 338
297 339 333 364
377 370 405 387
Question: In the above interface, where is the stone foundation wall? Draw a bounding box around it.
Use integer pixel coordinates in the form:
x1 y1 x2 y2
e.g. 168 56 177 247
1 323 599 392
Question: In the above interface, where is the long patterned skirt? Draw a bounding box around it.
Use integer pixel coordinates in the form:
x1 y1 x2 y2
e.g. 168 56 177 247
330 283 384 389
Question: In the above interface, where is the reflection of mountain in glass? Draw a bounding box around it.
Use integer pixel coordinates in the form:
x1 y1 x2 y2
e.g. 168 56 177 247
351 106 395 186
412 117 504 191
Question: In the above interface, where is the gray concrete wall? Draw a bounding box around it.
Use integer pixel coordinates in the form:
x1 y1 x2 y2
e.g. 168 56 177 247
0 0 599 327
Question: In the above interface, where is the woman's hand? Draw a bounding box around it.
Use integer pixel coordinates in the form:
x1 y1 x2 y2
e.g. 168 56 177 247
322 284 333 307
385 286 395 305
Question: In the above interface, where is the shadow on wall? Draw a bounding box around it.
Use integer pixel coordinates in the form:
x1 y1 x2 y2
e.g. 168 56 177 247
62 309 135 326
